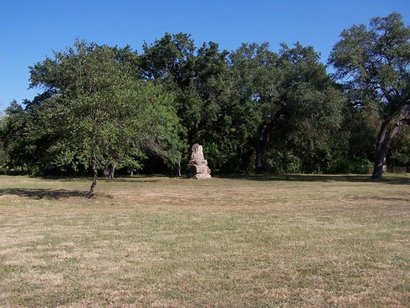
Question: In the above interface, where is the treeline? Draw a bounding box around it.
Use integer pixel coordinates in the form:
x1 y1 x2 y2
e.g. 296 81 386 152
1 13 409 187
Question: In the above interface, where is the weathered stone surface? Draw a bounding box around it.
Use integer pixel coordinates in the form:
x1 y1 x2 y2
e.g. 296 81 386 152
188 144 211 179
190 143 205 162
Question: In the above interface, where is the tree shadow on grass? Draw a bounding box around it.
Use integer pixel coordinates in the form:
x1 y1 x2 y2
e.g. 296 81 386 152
37 175 163 184
0 188 89 200
218 174 410 185
106 177 163 183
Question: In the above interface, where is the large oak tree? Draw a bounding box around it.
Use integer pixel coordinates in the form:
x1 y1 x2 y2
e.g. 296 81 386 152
329 13 410 180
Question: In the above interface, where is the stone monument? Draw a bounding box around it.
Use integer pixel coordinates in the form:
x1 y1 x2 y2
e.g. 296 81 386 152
188 144 212 179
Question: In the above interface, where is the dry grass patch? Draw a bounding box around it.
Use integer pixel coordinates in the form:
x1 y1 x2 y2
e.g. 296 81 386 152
0 174 409 306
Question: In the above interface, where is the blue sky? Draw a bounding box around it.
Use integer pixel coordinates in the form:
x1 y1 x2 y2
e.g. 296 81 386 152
0 0 409 111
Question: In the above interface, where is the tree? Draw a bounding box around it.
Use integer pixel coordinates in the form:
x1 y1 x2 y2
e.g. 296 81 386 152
230 42 343 173
185 41 232 172
329 13 410 180
229 43 279 172
1 101 25 170
275 44 344 173
140 34 232 174
0 100 50 174
389 125 410 169
140 33 195 175
30 40 180 196
327 100 378 174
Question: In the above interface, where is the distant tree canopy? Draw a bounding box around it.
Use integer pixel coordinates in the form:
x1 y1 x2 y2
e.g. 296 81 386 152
1 13 409 193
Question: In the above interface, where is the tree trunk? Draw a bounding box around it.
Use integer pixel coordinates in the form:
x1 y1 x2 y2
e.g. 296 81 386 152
89 156 98 197
107 164 116 180
372 147 388 181
255 124 270 173
173 160 181 177
255 141 267 173
372 117 407 180
372 121 388 180
254 107 285 174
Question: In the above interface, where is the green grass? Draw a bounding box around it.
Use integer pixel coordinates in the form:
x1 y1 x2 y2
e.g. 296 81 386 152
0 174 409 306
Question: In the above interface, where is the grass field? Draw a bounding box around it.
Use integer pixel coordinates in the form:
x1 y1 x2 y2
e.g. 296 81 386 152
0 174 409 307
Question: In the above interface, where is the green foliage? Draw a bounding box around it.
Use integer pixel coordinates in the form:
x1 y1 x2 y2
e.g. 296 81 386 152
2 16 408 179
0 99 51 174
228 42 344 173
329 157 373 174
266 150 301 174
390 126 410 167
329 12 410 118
140 34 233 171
30 42 135 172
20 41 181 184
329 12 410 178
